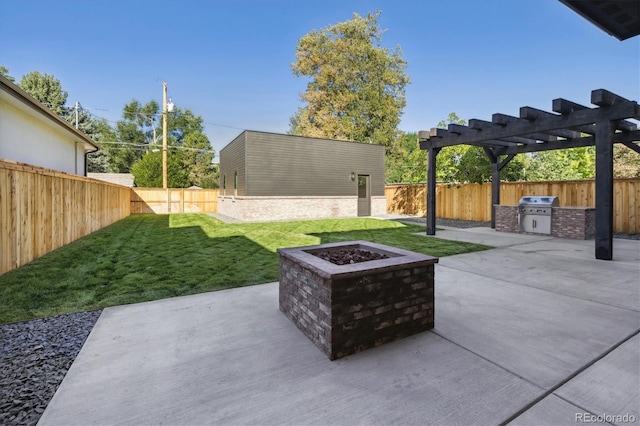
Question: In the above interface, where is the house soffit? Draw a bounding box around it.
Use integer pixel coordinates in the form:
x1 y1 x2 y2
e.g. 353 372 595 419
560 0 640 41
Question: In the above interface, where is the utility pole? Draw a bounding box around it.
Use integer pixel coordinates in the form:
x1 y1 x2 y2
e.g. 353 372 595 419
75 101 80 129
162 82 168 189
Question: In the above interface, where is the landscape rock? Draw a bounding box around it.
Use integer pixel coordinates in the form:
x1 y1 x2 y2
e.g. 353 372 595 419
0 310 101 426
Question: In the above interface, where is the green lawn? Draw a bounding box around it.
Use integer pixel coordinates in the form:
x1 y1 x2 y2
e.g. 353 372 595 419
0 214 491 324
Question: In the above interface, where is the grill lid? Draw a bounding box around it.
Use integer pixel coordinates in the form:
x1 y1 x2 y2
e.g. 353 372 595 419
518 196 559 207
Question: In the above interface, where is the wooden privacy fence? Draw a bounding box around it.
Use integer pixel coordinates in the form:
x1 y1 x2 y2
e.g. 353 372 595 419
386 179 640 234
2 159 636 278
0 160 131 276
131 188 219 214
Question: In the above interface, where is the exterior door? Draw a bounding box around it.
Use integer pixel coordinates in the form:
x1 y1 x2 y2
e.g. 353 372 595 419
357 175 371 216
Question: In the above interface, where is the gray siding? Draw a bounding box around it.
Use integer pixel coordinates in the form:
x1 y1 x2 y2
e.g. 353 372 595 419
219 132 246 196
243 131 384 197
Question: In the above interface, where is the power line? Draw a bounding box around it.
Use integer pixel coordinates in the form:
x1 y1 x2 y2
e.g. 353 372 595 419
83 107 246 132
95 141 214 154
201 121 245 131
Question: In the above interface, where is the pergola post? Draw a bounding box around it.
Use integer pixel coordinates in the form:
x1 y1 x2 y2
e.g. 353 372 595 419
594 120 616 260
490 160 500 229
483 148 501 229
426 147 440 235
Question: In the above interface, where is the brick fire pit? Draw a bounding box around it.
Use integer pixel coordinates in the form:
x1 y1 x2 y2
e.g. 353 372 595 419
277 241 438 360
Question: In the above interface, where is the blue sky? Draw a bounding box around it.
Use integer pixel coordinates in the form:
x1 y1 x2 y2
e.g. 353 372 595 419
1 0 638 160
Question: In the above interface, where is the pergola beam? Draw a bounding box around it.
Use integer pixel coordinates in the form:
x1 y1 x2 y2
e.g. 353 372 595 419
492 130 640 156
553 96 637 132
468 119 539 144
621 141 640 155
614 119 639 132
523 106 597 135
447 124 518 147
420 100 638 148
617 131 640 144
592 88 632 107
492 113 560 142
553 98 588 113
520 107 585 138
493 137 593 155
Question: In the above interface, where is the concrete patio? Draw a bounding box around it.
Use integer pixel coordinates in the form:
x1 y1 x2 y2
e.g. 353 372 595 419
39 226 639 425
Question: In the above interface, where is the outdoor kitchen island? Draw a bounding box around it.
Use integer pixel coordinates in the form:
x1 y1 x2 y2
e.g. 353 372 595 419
278 241 438 360
495 197 595 240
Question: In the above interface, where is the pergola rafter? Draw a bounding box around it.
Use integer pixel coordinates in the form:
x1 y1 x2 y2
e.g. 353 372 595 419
419 89 640 260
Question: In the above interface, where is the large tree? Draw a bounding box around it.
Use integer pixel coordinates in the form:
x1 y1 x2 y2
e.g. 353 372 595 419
122 100 161 144
131 150 189 188
61 98 124 174
526 148 595 181
289 11 409 147
386 114 468 184
437 113 528 183
613 145 640 178
386 132 423 183
181 133 217 188
18 71 69 116
14 70 114 173
119 100 215 187
0 65 15 82
105 100 160 173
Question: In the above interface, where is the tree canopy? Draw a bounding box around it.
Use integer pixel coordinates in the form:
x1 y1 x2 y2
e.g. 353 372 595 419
386 131 423 183
289 11 409 147
525 148 595 181
181 133 217 188
386 113 530 184
131 150 190 188
18 71 69 116
110 100 216 187
0 65 15 82
613 145 640 178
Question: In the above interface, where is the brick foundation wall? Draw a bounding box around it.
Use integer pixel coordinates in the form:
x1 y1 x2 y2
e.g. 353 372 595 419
495 205 519 232
278 242 436 360
218 195 387 221
494 205 595 239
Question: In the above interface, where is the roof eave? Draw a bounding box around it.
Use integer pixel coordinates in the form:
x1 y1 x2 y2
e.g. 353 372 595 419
0 74 100 152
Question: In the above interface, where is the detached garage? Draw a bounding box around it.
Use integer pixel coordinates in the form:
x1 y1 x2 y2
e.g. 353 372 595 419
218 131 386 221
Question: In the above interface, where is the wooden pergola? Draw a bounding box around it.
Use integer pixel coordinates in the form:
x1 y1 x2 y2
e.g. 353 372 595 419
418 89 640 260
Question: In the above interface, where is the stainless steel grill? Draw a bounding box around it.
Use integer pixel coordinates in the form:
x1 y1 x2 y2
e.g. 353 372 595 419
518 196 559 235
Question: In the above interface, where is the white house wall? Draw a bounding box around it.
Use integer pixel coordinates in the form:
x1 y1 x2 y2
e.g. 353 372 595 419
0 97 86 175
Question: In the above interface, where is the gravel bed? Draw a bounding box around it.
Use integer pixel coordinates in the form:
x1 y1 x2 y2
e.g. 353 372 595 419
393 216 492 228
395 216 639 239
0 310 101 426
613 232 640 240
434 218 492 228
